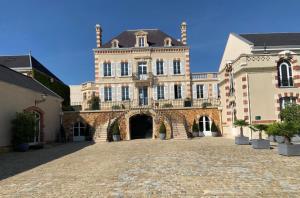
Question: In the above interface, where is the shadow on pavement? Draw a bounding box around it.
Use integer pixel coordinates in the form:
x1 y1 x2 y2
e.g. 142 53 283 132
0 142 93 181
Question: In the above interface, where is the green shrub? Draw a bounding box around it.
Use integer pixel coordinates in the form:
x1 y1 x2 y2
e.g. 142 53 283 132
192 119 199 132
159 122 166 134
162 103 173 108
280 103 300 123
211 122 219 132
266 121 300 143
111 121 120 135
202 102 212 108
234 119 249 136
112 105 121 110
11 112 36 145
249 124 268 139
88 96 100 110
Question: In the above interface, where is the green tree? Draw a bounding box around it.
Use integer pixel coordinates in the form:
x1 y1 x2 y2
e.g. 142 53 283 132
192 119 199 132
88 96 100 110
280 103 300 123
111 121 120 136
249 124 268 140
11 112 36 145
266 121 300 144
159 122 166 134
234 119 249 137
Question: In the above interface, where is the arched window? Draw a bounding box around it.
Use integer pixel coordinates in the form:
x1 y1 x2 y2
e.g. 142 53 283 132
73 122 86 141
164 37 172 47
278 60 293 87
111 39 119 48
199 116 212 132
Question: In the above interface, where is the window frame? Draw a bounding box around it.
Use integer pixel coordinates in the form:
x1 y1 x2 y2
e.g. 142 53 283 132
174 84 182 99
121 62 129 76
173 60 181 74
279 96 296 110
104 87 112 101
138 37 145 47
157 85 165 100
156 60 164 75
278 61 293 87
196 84 204 99
103 62 112 77
121 86 129 101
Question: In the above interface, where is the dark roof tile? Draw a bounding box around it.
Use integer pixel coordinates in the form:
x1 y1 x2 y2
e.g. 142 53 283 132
239 33 300 46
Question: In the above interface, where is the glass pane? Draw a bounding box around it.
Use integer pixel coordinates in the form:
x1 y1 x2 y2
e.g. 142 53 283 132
74 127 79 136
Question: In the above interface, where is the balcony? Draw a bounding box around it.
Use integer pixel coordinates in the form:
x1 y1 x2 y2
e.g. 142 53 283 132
131 72 154 86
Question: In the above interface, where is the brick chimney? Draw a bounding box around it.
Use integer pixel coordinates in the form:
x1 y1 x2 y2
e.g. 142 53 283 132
180 21 187 45
95 24 102 48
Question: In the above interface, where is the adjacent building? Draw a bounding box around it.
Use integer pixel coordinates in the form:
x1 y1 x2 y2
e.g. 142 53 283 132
219 33 300 137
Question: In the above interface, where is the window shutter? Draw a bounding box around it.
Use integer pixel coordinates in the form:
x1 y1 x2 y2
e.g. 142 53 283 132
128 61 132 76
164 84 168 99
163 61 167 75
100 62 104 77
111 85 115 101
180 60 185 75
129 84 133 100
204 84 208 99
153 85 157 100
213 84 218 98
152 61 156 76
99 85 104 101
117 85 121 101
111 63 115 77
169 83 174 99
192 84 197 99
116 62 121 77
181 84 185 99
169 60 173 75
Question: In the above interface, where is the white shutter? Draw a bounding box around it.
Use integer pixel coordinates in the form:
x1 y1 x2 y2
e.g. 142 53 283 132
117 85 121 101
181 84 185 99
213 84 218 98
192 84 197 99
152 60 156 76
163 61 167 75
111 63 115 77
153 86 157 100
164 84 168 99
180 60 185 75
129 85 133 100
99 62 104 77
99 85 104 101
111 85 116 101
169 60 173 75
128 61 132 76
116 62 121 77
169 83 174 99
204 84 208 99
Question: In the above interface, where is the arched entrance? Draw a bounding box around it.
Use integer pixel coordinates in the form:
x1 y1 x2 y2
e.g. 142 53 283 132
130 114 153 139
199 116 212 136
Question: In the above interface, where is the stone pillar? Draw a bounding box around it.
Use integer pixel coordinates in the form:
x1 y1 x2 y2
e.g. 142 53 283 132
95 24 102 48
181 21 187 45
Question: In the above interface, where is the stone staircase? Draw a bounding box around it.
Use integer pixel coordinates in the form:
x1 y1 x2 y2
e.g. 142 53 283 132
93 121 109 142
172 121 188 140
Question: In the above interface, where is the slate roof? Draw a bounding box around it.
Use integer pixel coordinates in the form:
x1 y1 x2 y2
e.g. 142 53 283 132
239 33 300 46
0 55 65 84
101 29 184 48
0 64 61 98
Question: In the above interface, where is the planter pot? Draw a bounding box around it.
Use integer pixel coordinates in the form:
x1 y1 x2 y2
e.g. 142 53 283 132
159 133 166 140
235 136 249 145
192 132 199 137
275 136 285 143
278 143 300 156
252 139 270 149
112 135 120 142
199 131 205 137
211 131 219 137
268 135 276 142
16 143 29 152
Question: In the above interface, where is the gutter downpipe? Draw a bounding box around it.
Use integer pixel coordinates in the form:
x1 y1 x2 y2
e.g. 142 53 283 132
246 73 253 140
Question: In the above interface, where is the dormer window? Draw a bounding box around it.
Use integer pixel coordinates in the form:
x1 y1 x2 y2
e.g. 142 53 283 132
111 39 119 48
164 37 172 47
135 31 148 47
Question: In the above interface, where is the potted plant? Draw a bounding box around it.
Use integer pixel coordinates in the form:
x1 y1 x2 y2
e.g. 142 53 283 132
234 119 249 145
11 112 35 152
111 121 121 141
249 124 270 149
184 97 192 107
192 119 199 137
266 121 300 156
211 122 220 137
159 122 166 140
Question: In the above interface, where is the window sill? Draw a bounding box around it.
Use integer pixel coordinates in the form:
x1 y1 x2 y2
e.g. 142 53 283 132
278 86 295 88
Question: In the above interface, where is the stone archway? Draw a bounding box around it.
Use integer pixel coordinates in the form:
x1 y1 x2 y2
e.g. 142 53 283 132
130 114 153 139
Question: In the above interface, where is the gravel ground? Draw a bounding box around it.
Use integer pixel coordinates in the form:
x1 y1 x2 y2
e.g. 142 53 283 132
0 137 300 197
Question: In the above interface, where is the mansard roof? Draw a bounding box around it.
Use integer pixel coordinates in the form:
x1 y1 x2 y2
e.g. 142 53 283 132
239 33 300 47
101 29 184 48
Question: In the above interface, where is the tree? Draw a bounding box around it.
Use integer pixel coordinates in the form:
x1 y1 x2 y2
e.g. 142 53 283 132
280 103 300 123
249 124 268 140
111 121 120 136
192 119 199 132
234 119 249 137
11 112 35 145
88 95 100 110
266 121 300 144
159 122 166 134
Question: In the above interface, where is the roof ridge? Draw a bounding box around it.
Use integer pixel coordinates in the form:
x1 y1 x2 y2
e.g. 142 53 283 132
127 29 159 31
240 32 300 35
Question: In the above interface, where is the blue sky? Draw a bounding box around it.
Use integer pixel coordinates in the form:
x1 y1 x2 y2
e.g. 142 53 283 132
1 0 300 85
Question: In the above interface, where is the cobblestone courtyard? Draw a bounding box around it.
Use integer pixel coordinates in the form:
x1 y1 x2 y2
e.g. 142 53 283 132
1 137 300 197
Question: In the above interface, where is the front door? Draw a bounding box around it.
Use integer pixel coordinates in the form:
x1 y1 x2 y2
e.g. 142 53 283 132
73 122 86 141
138 62 147 80
139 86 148 106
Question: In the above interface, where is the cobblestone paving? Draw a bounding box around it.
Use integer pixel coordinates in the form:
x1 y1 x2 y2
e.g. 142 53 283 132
1 137 300 197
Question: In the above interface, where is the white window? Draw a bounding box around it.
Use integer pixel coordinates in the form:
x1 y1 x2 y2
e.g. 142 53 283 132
278 61 293 87
196 84 204 99
164 38 172 47
138 37 145 47
280 97 296 110
104 87 112 101
122 86 129 101
199 116 212 132
156 60 164 75
103 62 111 77
174 84 182 99
157 85 164 100
111 40 119 48
173 60 181 74
121 62 128 76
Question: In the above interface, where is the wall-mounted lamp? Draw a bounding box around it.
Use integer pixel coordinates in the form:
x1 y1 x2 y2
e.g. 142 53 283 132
35 94 47 106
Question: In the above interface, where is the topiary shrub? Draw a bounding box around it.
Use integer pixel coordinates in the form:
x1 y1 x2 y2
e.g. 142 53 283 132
192 119 199 132
162 103 173 108
159 122 166 134
202 102 212 108
211 122 219 132
111 121 120 136
112 105 121 110
88 96 100 110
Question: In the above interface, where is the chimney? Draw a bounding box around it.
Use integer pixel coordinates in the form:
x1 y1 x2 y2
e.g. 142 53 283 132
180 21 187 45
95 24 102 48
